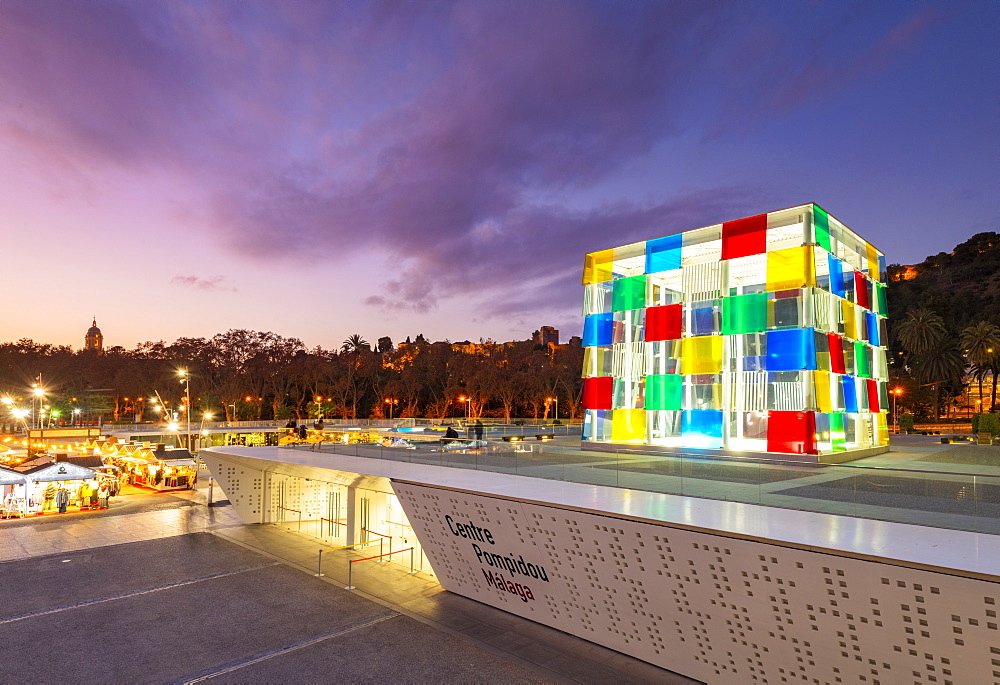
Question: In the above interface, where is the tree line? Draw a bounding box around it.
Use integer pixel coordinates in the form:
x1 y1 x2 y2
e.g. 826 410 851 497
0 332 584 424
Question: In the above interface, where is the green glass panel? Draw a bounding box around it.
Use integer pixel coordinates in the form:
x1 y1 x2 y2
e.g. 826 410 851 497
875 282 888 315
613 275 646 311
722 293 767 334
813 205 832 253
645 374 682 410
855 341 871 378
830 412 846 451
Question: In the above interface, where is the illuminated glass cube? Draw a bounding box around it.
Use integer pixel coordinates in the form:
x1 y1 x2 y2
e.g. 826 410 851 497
581 204 889 458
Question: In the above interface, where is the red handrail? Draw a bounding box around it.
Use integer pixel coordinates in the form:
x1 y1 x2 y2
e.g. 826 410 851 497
351 547 413 564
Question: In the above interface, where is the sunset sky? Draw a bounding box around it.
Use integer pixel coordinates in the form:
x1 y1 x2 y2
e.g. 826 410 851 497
1 0 997 351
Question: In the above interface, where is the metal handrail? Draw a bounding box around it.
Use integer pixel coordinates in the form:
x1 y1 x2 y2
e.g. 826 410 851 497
361 528 392 561
277 506 302 531
320 517 347 537
346 547 415 589
315 538 382 577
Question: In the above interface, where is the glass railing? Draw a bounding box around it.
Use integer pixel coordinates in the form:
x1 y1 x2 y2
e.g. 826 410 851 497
279 438 1000 536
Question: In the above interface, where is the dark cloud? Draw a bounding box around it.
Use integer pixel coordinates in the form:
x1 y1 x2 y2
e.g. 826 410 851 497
0 1 936 322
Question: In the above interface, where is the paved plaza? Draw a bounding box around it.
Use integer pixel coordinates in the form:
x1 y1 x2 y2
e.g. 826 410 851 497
0 483 693 684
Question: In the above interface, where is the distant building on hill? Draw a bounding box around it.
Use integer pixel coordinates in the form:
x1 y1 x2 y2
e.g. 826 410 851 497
84 319 103 353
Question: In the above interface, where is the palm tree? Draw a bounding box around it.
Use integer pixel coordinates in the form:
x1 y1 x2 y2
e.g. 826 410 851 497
960 320 1000 411
895 308 946 357
912 336 967 419
341 334 369 354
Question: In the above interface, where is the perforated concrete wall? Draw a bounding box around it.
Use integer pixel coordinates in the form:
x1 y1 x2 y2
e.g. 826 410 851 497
202 453 264 522
393 481 1000 684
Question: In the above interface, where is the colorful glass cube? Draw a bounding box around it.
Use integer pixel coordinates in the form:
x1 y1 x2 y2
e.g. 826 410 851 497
581 204 888 458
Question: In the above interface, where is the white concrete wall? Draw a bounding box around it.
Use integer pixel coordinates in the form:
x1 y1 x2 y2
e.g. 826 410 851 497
395 481 1000 684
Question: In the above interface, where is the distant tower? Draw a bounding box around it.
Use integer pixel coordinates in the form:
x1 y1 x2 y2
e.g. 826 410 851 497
85 318 103 353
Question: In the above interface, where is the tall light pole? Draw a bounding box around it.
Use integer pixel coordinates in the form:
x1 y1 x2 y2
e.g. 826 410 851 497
32 384 45 430
179 370 191 453
384 398 398 420
546 396 558 424
892 388 902 433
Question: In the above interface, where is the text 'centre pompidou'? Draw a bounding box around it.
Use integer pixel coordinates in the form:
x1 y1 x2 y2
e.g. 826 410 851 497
581 204 888 459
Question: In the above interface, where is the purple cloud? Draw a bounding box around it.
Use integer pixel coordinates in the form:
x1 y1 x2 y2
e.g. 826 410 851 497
0 0 952 326
171 275 236 292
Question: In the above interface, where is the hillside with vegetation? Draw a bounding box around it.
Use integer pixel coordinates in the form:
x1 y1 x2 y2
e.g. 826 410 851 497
887 231 1000 418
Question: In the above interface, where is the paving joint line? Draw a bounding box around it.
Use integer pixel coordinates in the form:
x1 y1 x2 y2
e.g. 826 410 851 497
0 561 280 626
175 613 401 684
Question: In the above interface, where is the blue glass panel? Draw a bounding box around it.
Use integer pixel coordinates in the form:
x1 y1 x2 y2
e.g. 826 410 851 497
842 376 859 413
583 312 614 347
866 312 880 346
765 328 817 371
827 253 846 298
583 409 611 441
743 355 766 371
646 234 682 274
692 306 715 335
877 255 887 280
681 409 724 448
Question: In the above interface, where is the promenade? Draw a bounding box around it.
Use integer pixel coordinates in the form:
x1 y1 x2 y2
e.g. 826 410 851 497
0 481 691 684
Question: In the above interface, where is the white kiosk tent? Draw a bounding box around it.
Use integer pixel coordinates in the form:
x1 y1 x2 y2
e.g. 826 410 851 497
0 466 28 518
12 462 99 517
22 461 97 483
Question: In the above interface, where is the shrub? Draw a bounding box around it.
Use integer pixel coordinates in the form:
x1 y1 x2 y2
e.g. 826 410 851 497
979 413 1000 437
553 419 562 425
972 412 982 434
513 419 525 426
898 412 914 433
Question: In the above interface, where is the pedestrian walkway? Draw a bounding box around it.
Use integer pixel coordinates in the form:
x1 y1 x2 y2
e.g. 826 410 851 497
0 482 695 684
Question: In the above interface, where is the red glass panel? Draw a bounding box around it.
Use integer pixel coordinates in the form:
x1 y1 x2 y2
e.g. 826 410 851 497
721 214 767 260
854 272 870 309
767 411 817 455
582 376 614 410
827 333 846 374
867 379 880 413
645 304 683 341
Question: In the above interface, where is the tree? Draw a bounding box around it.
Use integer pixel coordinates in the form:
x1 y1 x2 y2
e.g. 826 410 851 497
376 336 394 353
960 320 1000 409
341 334 370 354
896 308 947 358
911 336 966 419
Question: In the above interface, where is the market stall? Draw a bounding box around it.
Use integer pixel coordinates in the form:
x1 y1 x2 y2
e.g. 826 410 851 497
18 461 100 514
106 449 197 491
0 467 27 518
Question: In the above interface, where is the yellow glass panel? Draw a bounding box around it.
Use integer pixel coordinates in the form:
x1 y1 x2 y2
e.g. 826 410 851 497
766 246 815 292
611 408 646 442
681 335 722 374
876 413 889 446
866 243 880 281
813 370 833 412
583 249 614 285
841 300 857 339
582 347 611 378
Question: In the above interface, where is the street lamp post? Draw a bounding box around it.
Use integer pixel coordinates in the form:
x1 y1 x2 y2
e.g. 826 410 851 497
546 396 558 425
892 388 903 433
384 398 398 421
32 385 45 430
179 370 191 453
